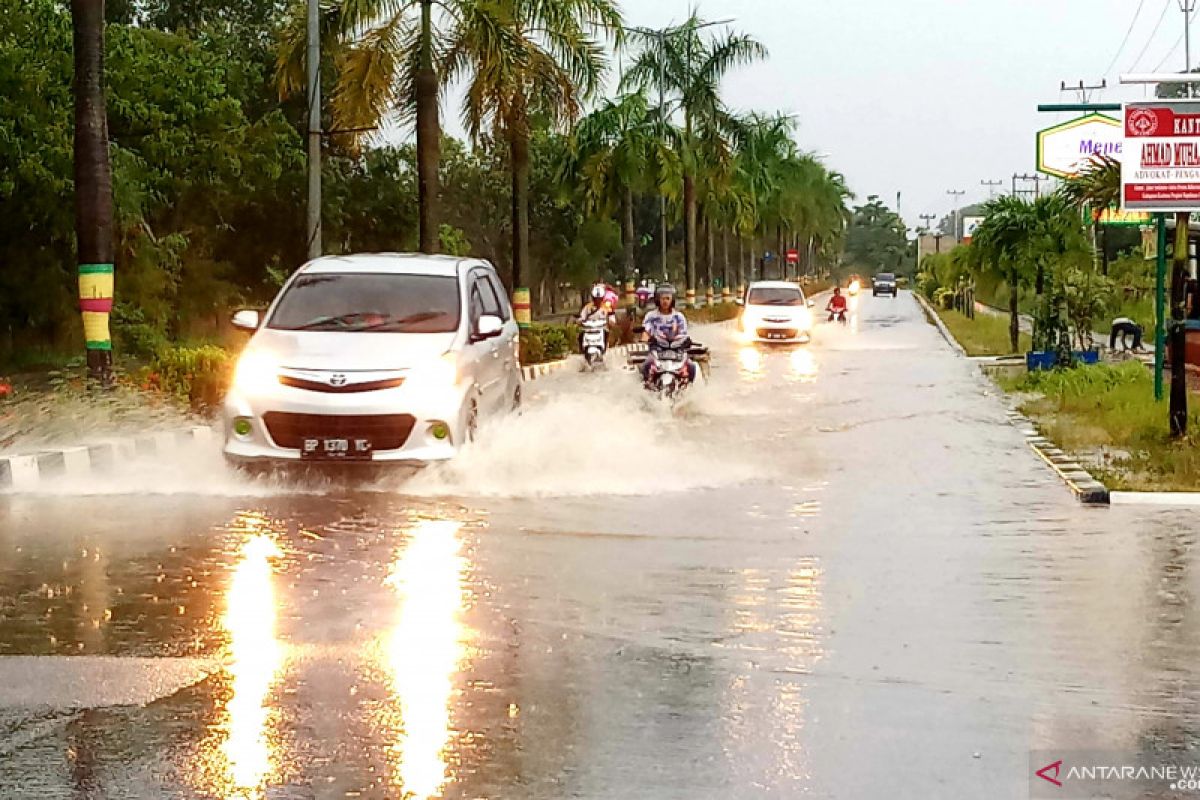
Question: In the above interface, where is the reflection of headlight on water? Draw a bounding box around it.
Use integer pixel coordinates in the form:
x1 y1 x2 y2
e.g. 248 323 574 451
739 346 763 374
789 348 818 380
223 534 283 793
232 350 280 396
384 520 467 799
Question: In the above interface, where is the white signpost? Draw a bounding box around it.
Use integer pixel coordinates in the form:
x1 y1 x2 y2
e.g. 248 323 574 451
962 216 985 243
1122 99 1200 212
1036 114 1123 179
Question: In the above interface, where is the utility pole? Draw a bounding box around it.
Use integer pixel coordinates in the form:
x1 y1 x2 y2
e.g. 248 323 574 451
1060 79 1107 104
1012 173 1043 200
306 0 321 260
980 179 1004 198
946 189 966 242
1182 1 1197 97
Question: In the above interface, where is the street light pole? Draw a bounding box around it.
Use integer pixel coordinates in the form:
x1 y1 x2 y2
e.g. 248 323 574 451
306 0 322 260
1183 1 1197 97
947 189 966 242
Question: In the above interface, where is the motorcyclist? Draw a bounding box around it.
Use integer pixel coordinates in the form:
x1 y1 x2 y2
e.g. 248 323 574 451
641 284 698 385
826 287 848 320
578 283 615 352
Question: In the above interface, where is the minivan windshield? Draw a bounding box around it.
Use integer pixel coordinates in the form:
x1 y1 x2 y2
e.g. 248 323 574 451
877 273 895 281
268 273 461 333
747 287 805 306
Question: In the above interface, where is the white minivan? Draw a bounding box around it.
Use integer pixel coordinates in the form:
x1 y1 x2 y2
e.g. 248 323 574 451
223 254 521 466
737 281 815 344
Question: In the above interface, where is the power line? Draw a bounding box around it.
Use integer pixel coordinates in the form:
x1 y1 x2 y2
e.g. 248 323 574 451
1130 0 1174 72
1152 3 1200 72
1105 0 1147 77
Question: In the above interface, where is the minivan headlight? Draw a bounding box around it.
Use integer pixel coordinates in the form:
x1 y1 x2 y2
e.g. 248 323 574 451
232 349 279 396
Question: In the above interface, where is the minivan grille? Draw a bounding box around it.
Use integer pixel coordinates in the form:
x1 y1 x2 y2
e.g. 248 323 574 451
263 413 416 450
278 375 405 393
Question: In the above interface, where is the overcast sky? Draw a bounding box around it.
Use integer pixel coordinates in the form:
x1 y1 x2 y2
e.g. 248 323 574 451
437 0 1198 229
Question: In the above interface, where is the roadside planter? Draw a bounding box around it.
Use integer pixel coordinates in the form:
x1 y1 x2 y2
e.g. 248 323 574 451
1025 350 1100 372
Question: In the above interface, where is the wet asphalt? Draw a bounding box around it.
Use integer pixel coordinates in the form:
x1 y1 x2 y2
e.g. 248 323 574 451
2 292 1199 799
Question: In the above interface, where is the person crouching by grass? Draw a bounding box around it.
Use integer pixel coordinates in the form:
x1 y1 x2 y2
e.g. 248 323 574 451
1110 316 1146 353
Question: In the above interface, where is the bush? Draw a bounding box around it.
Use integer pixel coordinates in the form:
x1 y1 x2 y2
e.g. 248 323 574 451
519 322 577 365
689 302 740 323
146 345 232 411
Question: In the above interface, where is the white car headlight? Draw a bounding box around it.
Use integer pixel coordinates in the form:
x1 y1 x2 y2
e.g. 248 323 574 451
232 349 279 396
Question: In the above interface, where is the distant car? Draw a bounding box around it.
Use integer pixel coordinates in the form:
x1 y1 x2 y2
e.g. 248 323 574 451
737 281 814 344
223 253 521 468
873 272 898 297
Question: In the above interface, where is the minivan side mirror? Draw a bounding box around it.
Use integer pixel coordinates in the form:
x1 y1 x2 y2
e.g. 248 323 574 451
231 309 261 331
807 299 815 308
474 314 504 340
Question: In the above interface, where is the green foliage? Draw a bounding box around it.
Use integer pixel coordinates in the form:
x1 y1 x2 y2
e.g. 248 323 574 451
689 303 740 323
1010 361 1200 491
438 224 471 257
844 196 908 275
146 344 232 410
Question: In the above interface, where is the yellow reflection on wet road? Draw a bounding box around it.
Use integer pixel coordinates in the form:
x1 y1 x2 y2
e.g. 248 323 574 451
738 345 765 378
222 534 283 796
384 520 467 799
788 348 818 382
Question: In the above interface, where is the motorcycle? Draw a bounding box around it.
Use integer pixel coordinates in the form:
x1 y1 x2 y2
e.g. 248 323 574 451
642 337 709 400
827 307 848 325
581 318 609 370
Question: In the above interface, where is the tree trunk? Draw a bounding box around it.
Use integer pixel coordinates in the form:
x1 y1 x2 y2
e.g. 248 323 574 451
1009 267 1020 354
722 226 730 293
704 214 714 291
415 0 439 254
683 173 696 304
509 116 530 293
777 225 785 280
1170 212 1189 437
737 236 744 291
72 0 114 385
622 187 635 284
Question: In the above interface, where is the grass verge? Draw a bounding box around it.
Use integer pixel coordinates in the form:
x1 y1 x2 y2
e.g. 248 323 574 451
934 307 1031 356
1000 362 1200 492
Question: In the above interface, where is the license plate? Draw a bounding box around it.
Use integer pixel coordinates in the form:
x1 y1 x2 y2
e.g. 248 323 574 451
768 332 788 340
301 437 373 460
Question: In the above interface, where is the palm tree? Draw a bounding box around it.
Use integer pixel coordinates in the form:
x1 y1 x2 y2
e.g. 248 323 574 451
277 0 440 253
624 16 766 303
563 92 672 284
72 0 115 385
968 196 1038 353
1059 154 1121 276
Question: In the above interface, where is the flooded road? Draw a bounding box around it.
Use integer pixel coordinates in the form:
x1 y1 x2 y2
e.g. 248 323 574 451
2 292 1199 798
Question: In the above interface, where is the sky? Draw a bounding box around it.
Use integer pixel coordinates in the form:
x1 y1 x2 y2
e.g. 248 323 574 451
435 0 1199 230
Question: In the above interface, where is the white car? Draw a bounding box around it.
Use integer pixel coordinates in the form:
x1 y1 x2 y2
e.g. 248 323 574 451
737 281 815 344
223 254 521 467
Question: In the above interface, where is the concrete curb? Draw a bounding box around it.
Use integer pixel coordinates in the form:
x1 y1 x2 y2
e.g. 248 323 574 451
1002 408 1111 504
1110 491 1200 507
914 292 968 357
0 426 218 490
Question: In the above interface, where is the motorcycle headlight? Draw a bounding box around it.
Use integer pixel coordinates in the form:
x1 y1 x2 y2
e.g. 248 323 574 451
232 349 279 396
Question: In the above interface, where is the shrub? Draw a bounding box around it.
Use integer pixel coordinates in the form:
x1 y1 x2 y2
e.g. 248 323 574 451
147 345 233 411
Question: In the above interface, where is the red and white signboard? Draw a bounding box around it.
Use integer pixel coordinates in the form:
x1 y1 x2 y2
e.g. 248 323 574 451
1122 100 1200 212
785 249 799 264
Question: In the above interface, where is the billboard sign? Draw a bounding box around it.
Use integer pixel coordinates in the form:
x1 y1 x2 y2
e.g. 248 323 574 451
962 216 985 243
1122 100 1200 212
1037 114 1122 179
1094 207 1152 226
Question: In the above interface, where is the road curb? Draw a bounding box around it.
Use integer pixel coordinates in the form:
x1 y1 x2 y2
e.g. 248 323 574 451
1002 408 1111 505
914 292 967 357
1110 491 1200 507
0 426 218 490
